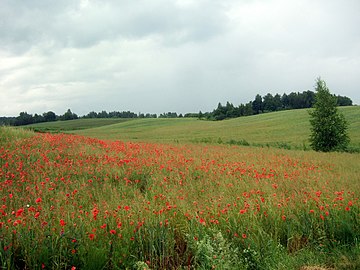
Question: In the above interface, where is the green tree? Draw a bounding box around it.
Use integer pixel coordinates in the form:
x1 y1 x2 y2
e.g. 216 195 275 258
62 109 78 121
263 93 275 112
43 111 57 122
337 95 353 106
198 111 204 119
15 112 34 126
252 94 263 114
309 78 349 152
243 102 254 116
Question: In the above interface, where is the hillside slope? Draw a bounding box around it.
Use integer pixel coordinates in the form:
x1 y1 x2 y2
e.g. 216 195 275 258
26 118 132 132
72 106 360 149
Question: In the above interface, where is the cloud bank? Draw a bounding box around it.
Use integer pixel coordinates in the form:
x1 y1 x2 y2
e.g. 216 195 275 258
1 0 359 116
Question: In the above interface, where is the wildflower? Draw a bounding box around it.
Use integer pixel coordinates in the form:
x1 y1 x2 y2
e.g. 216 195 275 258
110 229 116 235
242 233 247 239
35 197 42 203
60 219 66 227
281 215 286 221
16 208 24 217
89 233 95 240
92 207 99 220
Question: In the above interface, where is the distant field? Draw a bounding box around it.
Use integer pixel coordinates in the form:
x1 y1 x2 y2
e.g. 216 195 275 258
24 106 360 150
26 118 133 132
72 106 360 150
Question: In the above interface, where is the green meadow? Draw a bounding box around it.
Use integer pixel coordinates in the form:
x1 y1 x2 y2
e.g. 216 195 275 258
27 106 360 150
27 118 132 133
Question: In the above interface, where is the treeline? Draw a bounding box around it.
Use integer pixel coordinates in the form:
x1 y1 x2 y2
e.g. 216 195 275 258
0 108 192 126
0 109 79 126
0 109 146 126
0 90 353 126
204 91 352 120
84 110 144 119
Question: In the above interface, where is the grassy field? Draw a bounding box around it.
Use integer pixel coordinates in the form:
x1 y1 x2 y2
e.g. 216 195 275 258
63 106 360 150
0 126 359 269
2 107 359 269
26 118 133 133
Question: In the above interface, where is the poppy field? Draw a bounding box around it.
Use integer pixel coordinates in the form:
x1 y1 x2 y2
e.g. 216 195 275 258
0 127 359 269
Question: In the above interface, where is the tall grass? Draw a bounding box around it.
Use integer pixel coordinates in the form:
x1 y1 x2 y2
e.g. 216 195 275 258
0 126 34 142
0 127 359 269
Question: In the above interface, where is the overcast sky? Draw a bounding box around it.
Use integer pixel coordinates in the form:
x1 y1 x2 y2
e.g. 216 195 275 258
1 0 359 117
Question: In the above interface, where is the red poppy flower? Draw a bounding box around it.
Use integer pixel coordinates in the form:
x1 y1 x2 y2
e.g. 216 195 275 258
16 208 24 217
60 219 66 227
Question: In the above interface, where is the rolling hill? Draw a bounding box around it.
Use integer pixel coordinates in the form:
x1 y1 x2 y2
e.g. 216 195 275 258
26 106 360 150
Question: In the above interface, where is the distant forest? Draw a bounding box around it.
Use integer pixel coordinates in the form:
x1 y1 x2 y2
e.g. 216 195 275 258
0 90 353 126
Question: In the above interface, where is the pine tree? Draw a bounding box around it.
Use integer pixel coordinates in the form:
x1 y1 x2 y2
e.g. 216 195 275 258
309 78 349 152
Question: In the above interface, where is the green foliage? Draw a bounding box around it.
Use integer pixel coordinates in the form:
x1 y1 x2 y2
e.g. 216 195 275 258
61 109 78 121
309 78 350 152
187 230 243 269
0 126 34 142
207 89 350 121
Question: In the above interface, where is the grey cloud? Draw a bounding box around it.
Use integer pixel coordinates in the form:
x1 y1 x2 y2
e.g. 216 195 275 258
0 0 359 117
1 0 229 53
